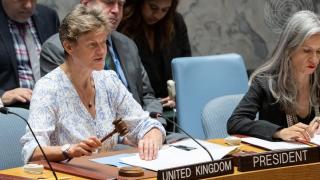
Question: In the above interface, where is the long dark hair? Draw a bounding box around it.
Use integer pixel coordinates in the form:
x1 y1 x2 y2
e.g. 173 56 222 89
118 0 178 49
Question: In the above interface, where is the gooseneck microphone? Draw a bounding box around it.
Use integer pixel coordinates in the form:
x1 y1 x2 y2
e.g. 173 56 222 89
0 107 58 180
150 112 214 161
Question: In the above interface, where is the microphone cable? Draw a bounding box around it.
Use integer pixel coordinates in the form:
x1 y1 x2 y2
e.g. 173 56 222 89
150 112 214 161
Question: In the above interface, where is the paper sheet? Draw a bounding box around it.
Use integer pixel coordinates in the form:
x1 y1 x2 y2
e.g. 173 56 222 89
241 137 309 150
90 153 133 168
311 134 320 145
120 139 238 171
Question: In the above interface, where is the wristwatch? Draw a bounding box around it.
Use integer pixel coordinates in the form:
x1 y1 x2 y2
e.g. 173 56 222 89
61 144 71 160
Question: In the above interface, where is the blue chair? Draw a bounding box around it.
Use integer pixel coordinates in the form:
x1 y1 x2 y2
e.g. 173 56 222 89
0 107 29 170
201 94 244 139
172 53 248 139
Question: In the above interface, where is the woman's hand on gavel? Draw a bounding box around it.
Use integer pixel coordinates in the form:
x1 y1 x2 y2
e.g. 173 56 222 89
67 136 102 158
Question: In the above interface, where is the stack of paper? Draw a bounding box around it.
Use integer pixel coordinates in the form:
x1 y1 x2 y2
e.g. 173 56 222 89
119 139 238 171
241 137 309 150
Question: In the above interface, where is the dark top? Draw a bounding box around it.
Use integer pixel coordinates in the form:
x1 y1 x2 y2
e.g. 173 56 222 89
227 76 316 141
0 3 60 106
133 13 191 98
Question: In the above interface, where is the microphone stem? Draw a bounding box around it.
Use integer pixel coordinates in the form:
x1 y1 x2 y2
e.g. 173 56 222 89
9 111 58 180
161 115 214 161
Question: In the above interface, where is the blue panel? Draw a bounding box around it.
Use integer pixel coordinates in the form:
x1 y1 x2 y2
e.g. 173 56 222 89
172 53 248 139
0 107 29 169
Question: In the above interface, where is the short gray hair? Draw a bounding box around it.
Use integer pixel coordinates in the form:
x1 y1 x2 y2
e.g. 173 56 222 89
59 4 110 43
250 10 320 114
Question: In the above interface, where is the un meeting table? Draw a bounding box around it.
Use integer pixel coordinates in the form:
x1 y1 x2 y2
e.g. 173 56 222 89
1 139 320 180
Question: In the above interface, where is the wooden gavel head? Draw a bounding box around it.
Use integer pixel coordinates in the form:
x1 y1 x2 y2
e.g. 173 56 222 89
113 119 129 136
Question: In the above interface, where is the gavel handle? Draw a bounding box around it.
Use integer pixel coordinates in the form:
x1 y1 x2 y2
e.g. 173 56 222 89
65 129 118 163
100 129 117 143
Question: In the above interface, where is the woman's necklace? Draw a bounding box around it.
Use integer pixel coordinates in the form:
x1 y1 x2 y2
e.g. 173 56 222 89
286 105 320 126
87 77 95 108
72 76 95 109
62 63 95 109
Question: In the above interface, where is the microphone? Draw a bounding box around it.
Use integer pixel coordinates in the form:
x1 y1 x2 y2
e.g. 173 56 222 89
0 107 58 180
150 112 214 161
167 80 176 100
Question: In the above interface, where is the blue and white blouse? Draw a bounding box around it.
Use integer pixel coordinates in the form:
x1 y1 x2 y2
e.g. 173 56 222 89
20 67 165 163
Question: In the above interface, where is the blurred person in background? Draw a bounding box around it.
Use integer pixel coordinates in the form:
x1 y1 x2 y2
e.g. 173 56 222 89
0 0 59 108
118 0 191 109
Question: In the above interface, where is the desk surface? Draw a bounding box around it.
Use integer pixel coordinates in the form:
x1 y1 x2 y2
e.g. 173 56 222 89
1 139 320 180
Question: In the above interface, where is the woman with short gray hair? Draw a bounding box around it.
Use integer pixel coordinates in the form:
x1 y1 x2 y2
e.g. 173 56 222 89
21 4 165 163
227 10 320 142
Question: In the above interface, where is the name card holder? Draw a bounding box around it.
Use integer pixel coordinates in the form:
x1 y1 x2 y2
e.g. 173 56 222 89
238 146 320 172
157 158 234 180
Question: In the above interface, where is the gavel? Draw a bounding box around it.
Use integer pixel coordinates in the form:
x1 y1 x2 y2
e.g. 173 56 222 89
66 119 128 162
100 119 129 143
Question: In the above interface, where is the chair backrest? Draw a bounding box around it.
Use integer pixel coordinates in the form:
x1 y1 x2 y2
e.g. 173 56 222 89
0 107 29 170
201 94 244 139
172 53 248 139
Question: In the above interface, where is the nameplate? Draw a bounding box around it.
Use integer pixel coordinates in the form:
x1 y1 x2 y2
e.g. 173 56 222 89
238 146 319 172
157 158 234 180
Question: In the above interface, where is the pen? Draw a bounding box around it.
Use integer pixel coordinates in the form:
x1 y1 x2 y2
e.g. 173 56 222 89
295 139 317 147
169 145 197 151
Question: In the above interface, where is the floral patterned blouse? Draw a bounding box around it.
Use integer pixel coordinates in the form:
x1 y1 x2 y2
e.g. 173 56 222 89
20 67 165 163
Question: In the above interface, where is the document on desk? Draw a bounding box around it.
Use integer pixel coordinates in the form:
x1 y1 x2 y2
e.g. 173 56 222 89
90 153 133 168
241 137 309 150
311 134 320 145
120 139 238 171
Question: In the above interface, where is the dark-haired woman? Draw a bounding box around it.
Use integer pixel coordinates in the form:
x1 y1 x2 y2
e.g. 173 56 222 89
119 0 191 108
